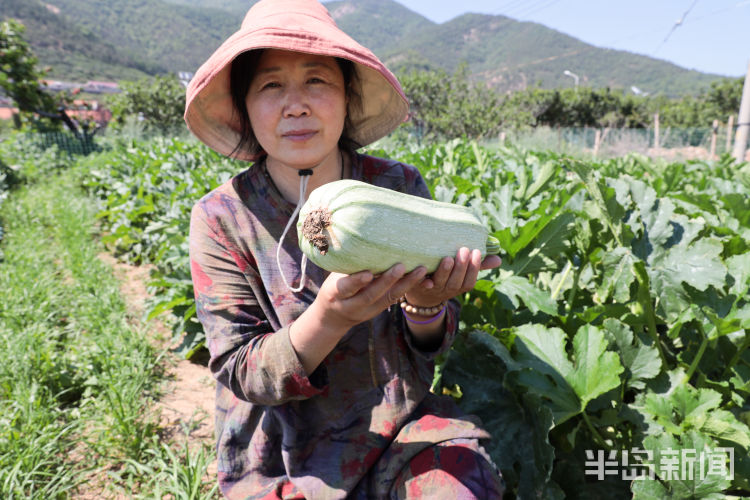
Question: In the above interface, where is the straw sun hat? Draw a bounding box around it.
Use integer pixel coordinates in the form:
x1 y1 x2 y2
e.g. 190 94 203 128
184 0 409 161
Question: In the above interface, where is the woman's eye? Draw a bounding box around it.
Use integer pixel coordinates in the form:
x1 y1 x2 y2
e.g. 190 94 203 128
308 77 325 84
261 82 281 90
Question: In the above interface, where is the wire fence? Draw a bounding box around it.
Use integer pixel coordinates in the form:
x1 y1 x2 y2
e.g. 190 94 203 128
33 131 100 156
486 126 747 160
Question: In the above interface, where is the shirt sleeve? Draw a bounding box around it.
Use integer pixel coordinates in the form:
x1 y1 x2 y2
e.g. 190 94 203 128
189 201 327 406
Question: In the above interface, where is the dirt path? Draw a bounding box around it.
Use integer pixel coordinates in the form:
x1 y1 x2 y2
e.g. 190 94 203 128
99 253 217 472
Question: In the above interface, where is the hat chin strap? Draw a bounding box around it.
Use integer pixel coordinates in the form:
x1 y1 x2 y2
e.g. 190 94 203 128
276 168 313 293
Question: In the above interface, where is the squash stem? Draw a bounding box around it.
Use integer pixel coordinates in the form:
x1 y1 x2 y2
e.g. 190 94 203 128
723 334 750 378
582 409 610 451
684 330 708 385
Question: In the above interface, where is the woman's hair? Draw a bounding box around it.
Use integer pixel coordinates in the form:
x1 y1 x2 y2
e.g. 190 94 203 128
229 49 363 159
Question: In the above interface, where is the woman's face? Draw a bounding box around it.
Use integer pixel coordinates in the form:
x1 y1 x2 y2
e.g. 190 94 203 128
246 49 347 170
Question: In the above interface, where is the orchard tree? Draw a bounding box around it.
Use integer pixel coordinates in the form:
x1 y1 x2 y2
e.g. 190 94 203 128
398 64 504 140
109 74 186 135
0 19 57 127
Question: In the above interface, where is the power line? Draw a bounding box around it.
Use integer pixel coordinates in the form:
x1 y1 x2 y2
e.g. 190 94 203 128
685 0 750 24
487 0 529 17
509 0 563 20
654 0 700 54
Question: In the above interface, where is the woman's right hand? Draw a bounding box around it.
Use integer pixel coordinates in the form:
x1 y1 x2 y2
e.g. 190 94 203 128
316 264 428 330
289 264 427 374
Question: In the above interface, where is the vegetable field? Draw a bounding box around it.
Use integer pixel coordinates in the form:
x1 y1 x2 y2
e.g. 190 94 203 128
3 134 749 499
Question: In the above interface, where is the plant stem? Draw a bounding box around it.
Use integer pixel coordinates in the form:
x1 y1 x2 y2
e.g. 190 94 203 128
634 263 668 368
564 264 582 325
722 332 750 379
684 328 709 385
551 260 573 301
582 409 610 451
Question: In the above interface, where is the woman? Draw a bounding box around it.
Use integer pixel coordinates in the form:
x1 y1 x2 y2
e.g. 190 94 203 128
185 0 504 498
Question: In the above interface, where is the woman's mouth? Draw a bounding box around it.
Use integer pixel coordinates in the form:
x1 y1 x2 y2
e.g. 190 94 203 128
283 130 317 142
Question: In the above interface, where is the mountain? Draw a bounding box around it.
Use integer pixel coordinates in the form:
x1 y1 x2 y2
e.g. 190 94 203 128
377 11 719 95
2 0 725 95
1 0 151 81
2 0 239 80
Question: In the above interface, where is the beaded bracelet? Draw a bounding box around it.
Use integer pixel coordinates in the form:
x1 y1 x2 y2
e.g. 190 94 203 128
399 296 447 317
403 305 447 325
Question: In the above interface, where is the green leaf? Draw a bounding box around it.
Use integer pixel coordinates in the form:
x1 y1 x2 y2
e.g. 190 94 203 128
602 318 661 390
511 325 581 424
699 410 750 449
642 431 732 498
494 191 575 259
568 325 624 407
510 324 624 423
482 185 515 232
440 330 562 499
656 239 727 293
631 478 670 500
730 364 750 396
494 275 558 316
567 159 625 243
649 239 728 322
507 212 576 276
639 383 750 449
523 160 558 201
643 392 683 434
596 246 638 303
726 253 750 297
670 384 722 423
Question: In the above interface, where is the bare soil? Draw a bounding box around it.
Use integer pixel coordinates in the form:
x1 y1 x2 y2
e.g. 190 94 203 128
98 253 216 445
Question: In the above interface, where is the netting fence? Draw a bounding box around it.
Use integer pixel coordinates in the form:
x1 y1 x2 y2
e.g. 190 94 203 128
33 131 100 156
486 125 747 160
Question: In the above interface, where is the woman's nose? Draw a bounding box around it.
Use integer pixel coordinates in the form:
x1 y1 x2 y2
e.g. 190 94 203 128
282 86 310 117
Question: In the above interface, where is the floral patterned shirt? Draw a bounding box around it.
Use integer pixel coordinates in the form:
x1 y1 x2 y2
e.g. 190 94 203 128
189 152 490 499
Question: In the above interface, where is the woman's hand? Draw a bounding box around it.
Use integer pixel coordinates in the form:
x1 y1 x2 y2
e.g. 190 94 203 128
290 263 427 374
405 247 501 308
316 264 428 330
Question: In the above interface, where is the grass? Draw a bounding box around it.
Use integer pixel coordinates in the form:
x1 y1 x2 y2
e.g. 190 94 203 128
0 154 218 499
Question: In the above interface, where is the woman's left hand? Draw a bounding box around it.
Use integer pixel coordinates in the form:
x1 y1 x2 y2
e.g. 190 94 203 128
404 247 502 307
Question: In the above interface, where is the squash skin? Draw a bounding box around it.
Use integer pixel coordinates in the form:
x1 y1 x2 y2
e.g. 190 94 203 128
297 179 496 274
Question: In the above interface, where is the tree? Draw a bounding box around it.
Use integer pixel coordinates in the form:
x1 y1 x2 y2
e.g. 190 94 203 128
398 64 504 140
108 74 186 135
0 19 57 127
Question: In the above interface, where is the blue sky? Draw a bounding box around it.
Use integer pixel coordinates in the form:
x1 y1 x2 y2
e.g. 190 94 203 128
326 0 750 77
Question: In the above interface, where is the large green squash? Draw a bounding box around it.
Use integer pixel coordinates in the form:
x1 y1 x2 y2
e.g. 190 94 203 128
297 179 500 274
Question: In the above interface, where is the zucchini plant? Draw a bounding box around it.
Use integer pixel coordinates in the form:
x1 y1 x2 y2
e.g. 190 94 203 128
84 136 750 499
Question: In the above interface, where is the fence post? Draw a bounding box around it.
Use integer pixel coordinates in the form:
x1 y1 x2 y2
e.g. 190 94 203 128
726 115 734 153
653 113 660 149
732 61 750 162
594 129 601 156
710 119 719 159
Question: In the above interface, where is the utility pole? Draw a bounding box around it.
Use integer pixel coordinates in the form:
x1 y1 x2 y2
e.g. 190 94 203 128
733 61 750 162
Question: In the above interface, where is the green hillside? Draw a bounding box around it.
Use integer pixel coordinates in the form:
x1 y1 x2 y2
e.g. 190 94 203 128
2 0 725 95
1 0 150 81
378 12 720 96
38 0 238 75
2 0 238 81
161 0 252 16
